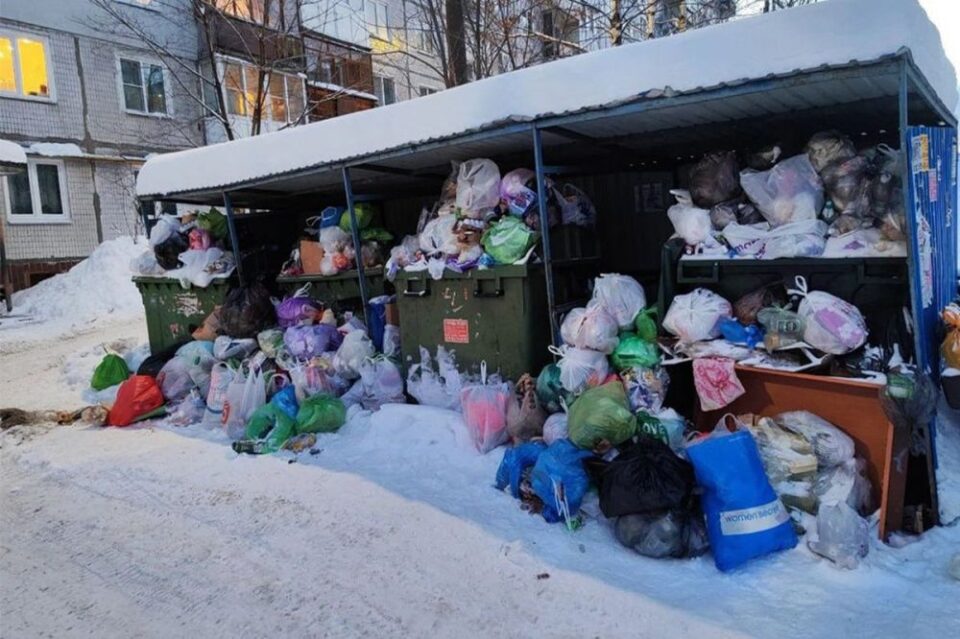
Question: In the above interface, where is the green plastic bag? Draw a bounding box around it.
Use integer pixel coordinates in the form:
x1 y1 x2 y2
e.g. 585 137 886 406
361 226 394 242
482 217 536 265
567 381 636 450
634 307 659 342
197 207 228 240
91 353 130 391
339 203 378 233
536 363 571 414
610 333 660 370
295 394 347 434
244 403 296 453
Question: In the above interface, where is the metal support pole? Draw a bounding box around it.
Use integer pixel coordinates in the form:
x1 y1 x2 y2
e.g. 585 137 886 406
138 197 154 237
222 191 245 286
342 167 370 327
532 125 560 347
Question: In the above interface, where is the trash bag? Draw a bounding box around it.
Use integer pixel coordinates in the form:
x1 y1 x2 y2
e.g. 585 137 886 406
942 304 960 369
879 366 937 442
419 214 459 257
622 366 670 414
499 168 537 216
535 363 569 414
138 339 190 378
552 345 610 396
709 200 739 231
693 357 746 412
107 375 165 427
634 307 659 342
333 330 375 379
243 403 296 451
202 362 234 428
597 438 695 517
636 409 686 451
213 336 258 361
197 207 228 240
542 412 569 445
175 341 216 398
482 217 536 265
667 190 712 246
455 158 501 213
614 505 709 559
276 288 321 328
222 366 267 440
567 381 636 451
663 288 732 343
257 329 284 358
295 393 346 434
192 307 222 341
269 384 299 420
460 363 512 453
506 379 547 442
808 502 869 569
757 305 805 351
740 154 824 227
589 273 647 330
718 318 764 349
148 213 182 248
340 357 405 411
91 353 130 391
556 183 597 227
220 282 276 339
689 151 741 208
338 202 378 233
283 324 343 361
407 346 463 411
189 228 212 251
560 306 619 354
288 362 339 403
153 232 188 270
814 457 873 515
806 130 857 174
685 427 797 571
610 334 660 370
789 276 867 354
733 284 784 325
721 220 828 259
495 441 547 498
157 356 196 402
164 248 236 288
772 411 854 469
530 439 594 525
820 155 871 216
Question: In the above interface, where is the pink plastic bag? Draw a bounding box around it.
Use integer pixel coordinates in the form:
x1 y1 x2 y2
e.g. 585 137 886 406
692 357 745 412
460 362 511 453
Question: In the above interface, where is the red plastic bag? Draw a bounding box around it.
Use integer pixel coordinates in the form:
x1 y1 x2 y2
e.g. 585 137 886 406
108 375 164 427
460 362 511 453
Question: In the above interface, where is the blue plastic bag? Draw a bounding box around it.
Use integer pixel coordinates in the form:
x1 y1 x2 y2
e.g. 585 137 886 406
531 440 594 525
270 385 299 420
366 295 392 352
495 441 547 498
718 317 765 349
686 429 797 571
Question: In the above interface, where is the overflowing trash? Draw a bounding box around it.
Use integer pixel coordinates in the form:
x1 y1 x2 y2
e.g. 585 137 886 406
133 207 236 286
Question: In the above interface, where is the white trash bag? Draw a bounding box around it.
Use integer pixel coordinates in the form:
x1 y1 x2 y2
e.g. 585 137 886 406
807 502 870 569
740 154 824 227
407 346 463 411
667 190 712 246
221 366 266 440
213 336 258 361
722 220 827 259
455 158 501 213
560 306 619 354
662 288 732 343
419 214 459 256
588 273 647 329
333 330 375 380
202 362 235 429
551 345 610 395
341 357 406 411
542 412 569 445
774 410 855 469
789 276 867 354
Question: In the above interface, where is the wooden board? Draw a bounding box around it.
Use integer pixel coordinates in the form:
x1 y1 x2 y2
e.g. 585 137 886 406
694 366 908 540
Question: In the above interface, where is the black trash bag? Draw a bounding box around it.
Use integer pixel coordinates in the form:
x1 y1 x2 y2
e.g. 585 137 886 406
820 155 872 216
219 281 276 339
137 339 191 377
745 144 782 171
688 151 741 209
737 202 765 225
709 200 739 231
154 232 189 270
806 130 857 173
597 437 695 518
614 501 710 559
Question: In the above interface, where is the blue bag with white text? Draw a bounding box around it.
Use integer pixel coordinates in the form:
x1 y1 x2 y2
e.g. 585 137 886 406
686 428 797 571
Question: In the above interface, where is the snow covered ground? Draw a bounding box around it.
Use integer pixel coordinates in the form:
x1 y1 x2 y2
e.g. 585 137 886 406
1 237 959 638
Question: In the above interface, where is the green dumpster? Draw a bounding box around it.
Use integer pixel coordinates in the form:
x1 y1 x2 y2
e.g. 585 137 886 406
276 267 386 307
133 276 229 354
394 265 555 380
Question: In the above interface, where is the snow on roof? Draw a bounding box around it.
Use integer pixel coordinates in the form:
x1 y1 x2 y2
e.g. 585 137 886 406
0 140 27 166
136 0 958 199
27 142 85 158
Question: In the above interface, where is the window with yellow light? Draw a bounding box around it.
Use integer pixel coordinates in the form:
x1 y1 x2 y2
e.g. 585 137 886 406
0 32 52 99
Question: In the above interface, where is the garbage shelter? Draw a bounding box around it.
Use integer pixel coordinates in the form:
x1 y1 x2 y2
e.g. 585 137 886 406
131 0 957 565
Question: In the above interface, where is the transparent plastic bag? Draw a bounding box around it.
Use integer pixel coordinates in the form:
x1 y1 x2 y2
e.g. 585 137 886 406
505 382 547 442
588 273 647 330
455 158 501 213
722 220 827 259
740 154 824 227
333 330 375 380
213 336 258 361
407 346 463 411
560 306 619 354
551 345 610 395
340 357 405 411
499 168 537 216
419 215 459 256
814 457 873 514
667 189 712 245
622 366 670 414
773 410 855 468
557 183 597 227
157 356 195 402
222 366 267 440
757 306 804 351
662 288 732 343
808 502 869 569
689 151 741 208
481 217 536 265
789 276 867 355
806 130 857 173
460 362 511 453
542 412 569 445
288 362 338 403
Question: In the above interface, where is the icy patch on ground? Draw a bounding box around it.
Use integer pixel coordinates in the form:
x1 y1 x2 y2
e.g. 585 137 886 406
936 395 960 523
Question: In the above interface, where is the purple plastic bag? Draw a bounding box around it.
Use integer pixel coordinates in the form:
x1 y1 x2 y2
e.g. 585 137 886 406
283 324 343 360
276 296 321 328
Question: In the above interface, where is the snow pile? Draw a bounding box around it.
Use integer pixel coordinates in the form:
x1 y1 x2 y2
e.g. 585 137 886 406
0 139 27 166
27 142 84 158
1 237 147 350
62 337 150 405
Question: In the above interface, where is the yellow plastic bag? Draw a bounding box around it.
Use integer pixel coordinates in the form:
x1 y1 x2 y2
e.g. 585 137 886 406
941 304 960 369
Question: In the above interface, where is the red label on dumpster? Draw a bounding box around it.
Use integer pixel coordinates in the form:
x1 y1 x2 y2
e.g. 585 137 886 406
443 319 470 344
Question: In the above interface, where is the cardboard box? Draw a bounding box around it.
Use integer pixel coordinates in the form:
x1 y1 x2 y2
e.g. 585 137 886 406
385 302 400 326
300 240 324 274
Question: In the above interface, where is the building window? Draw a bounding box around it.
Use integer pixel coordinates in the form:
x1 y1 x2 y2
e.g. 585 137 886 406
4 159 70 224
0 31 53 100
373 75 395 105
418 86 436 97
366 1 389 41
220 59 305 124
211 0 265 24
301 0 367 46
119 58 168 115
